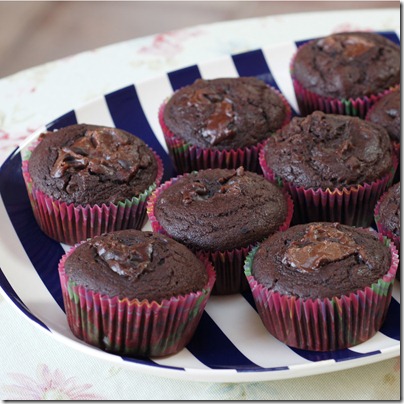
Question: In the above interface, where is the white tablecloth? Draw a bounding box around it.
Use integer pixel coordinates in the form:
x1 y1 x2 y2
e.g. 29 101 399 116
0 8 400 400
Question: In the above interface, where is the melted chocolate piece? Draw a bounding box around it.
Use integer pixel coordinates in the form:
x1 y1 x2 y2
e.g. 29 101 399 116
186 86 236 145
181 180 210 205
263 111 393 190
181 166 245 205
163 77 288 150
251 222 391 299
64 230 209 303
283 223 367 272
155 168 289 252
318 34 375 58
92 238 153 277
293 32 400 99
50 128 151 182
28 124 158 206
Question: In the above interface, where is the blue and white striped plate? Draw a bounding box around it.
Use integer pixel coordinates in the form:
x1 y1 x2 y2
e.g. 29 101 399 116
0 32 400 383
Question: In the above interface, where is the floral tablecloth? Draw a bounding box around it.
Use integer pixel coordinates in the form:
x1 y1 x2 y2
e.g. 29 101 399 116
0 8 400 400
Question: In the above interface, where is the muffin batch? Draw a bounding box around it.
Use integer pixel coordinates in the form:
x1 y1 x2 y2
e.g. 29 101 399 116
22 31 400 356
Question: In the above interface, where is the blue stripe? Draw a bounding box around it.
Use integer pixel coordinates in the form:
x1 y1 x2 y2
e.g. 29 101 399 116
379 31 400 45
0 151 65 310
232 49 298 116
104 85 175 182
186 312 262 370
295 38 311 48
290 346 381 362
379 297 400 340
232 49 280 91
167 65 201 91
46 110 77 131
243 288 393 361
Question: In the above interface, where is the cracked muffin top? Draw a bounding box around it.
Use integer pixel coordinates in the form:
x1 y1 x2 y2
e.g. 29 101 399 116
250 222 391 299
162 77 290 150
262 111 393 190
28 124 159 206
291 31 400 99
63 229 208 302
153 167 290 251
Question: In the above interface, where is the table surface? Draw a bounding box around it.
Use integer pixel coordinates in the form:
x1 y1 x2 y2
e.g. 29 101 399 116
0 8 400 400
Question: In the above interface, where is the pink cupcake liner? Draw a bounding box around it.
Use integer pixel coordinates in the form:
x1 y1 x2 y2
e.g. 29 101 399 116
158 88 292 174
290 42 400 119
244 232 399 351
58 247 216 357
259 145 397 227
291 78 398 119
147 172 294 295
22 145 164 245
374 192 401 280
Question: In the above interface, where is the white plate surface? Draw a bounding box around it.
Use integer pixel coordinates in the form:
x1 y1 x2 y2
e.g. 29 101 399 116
0 32 400 383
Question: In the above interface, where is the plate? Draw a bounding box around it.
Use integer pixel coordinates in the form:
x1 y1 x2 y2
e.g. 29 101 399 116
0 32 400 383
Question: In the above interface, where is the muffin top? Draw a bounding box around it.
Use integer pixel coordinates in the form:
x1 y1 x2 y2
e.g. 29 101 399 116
376 182 400 238
292 32 400 99
154 167 290 251
263 111 393 189
64 230 208 303
367 90 401 143
28 124 158 206
251 222 391 299
163 77 289 150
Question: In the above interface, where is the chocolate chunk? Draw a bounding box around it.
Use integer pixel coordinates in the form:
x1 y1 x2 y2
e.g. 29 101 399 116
293 32 400 99
251 222 391 299
64 230 208 303
154 168 289 251
263 111 393 189
28 124 158 206
283 223 367 272
163 77 289 150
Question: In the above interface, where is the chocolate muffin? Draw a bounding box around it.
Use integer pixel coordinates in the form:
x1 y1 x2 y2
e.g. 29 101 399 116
375 182 400 240
28 124 159 206
366 90 401 183
291 32 400 117
148 167 293 294
159 77 291 173
375 182 400 279
366 90 401 144
58 229 215 357
22 124 163 244
251 222 391 299
152 167 290 251
64 230 209 302
245 222 398 351
262 111 393 189
260 111 395 226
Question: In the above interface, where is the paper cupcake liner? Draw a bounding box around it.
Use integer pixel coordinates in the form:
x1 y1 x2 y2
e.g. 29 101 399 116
290 41 400 119
259 145 397 227
291 78 398 119
374 192 401 280
158 88 292 174
147 172 294 295
22 145 164 245
244 233 399 351
58 247 216 357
